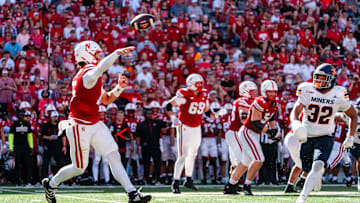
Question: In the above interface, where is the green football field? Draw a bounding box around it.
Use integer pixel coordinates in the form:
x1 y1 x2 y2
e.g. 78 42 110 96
0 184 359 203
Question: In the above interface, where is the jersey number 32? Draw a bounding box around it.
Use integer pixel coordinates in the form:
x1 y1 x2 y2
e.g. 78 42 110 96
307 104 333 124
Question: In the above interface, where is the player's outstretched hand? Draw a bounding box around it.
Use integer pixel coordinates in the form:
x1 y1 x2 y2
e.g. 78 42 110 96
118 73 129 88
116 46 136 56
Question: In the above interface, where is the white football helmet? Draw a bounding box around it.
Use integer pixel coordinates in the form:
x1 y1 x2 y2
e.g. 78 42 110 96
261 80 278 101
186 73 204 91
75 41 103 64
125 103 136 115
223 103 233 114
150 101 161 109
45 104 56 117
239 81 258 98
210 102 221 113
99 105 107 113
19 101 31 110
106 103 118 111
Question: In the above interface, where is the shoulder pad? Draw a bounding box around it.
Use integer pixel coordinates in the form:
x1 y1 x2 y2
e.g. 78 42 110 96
176 88 188 97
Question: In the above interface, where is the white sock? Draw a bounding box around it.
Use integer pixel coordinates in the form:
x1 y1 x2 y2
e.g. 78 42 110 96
332 176 337 182
346 176 351 181
102 159 110 183
229 178 237 185
245 179 252 185
50 164 83 188
300 160 324 200
174 156 185 180
328 174 333 179
92 160 100 182
287 182 294 186
106 151 136 193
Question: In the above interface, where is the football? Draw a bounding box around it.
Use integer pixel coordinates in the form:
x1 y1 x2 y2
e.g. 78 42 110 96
130 13 155 31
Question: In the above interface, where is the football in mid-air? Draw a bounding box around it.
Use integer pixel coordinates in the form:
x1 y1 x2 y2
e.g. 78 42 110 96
130 13 155 31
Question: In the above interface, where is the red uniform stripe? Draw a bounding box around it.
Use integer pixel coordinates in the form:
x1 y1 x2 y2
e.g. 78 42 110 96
75 125 83 169
331 144 343 168
179 124 183 156
72 126 79 168
244 128 260 160
233 131 242 151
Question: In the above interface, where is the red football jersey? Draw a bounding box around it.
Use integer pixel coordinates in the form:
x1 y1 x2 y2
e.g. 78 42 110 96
202 117 221 138
176 88 209 127
229 97 253 131
219 114 231 138
56 96 71 114
69 64 103 124
334 121 347 143
160 114 171 136
124 116 141 134
244 96 278 134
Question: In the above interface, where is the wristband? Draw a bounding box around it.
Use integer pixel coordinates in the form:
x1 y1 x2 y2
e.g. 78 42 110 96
112 84 125 97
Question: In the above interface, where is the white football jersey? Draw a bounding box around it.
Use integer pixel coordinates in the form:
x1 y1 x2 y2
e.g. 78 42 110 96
296 82 351 138
356 115 360 144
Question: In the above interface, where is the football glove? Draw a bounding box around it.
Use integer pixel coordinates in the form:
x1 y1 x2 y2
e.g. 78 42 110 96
343 136 354 152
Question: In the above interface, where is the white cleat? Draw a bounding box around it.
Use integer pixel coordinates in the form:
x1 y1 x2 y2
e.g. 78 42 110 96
296 197 306 203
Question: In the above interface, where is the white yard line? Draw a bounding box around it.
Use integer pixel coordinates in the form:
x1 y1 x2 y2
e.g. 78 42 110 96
0 188 123 203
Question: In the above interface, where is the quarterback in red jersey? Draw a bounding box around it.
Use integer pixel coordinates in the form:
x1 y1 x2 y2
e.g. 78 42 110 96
225 81 258 170
165 73 210 193
42 41 151 203
225 80 279 195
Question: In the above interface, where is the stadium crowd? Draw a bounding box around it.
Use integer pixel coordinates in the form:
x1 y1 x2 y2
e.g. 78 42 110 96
0 0 359 187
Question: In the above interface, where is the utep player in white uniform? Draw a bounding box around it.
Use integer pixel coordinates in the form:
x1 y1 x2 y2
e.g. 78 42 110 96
41 41 151 203
291 63 358 203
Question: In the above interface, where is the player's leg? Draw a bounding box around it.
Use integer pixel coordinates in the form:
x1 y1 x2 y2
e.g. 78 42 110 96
342 152 352 187
225 130 242 168
284 133 302 193
209 137 218 184
92 150 101 184
242 128 265 195
220 138 229 183
183 125 201 191
297 136 333 202
172 124 185 193
92 122 151 202
101 156 110 184
201 138 209 184
43 124 91 203
350 143 360 191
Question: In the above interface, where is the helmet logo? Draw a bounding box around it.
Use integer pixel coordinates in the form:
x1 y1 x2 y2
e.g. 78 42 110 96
331 68 337 75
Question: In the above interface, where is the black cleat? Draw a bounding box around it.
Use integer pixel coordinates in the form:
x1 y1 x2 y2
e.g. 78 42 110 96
243 184 253 195
171 180 181 194
211 179 219 185
183 178 199 191
284 184 298 193
296 177 305 189
346 178 353 187
42 178 56 203
224 182 239 194
201 179 207 185
128 188 152 203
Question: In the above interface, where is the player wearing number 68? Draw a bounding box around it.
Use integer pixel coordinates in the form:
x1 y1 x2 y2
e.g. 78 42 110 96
164 73 210 194
292 63 358 203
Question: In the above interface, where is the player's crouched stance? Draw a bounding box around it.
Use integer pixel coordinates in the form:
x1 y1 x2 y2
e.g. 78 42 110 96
42 41 151 203
224 80 279 195
293 64 357 203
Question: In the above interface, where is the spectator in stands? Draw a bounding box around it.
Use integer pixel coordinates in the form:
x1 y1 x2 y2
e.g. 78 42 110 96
4 36 21 57
9 110 34 186
30 55 53 82
170 0 187 18
187 0 203 21
16 28 30 49
136 65 153 88
0 69 17 115
1 18 17 38
343 30 357 53
0 51 15 71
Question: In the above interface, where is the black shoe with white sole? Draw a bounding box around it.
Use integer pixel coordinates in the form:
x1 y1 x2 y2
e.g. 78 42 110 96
171 180 181 194
223 182 239 194
284 184 298 193
42 178 56 203
128 188 152 203
183 178 199 191
243 184 253 195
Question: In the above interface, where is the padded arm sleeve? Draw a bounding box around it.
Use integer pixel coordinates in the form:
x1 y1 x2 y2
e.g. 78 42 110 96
83 51 120 89
252 120 265 132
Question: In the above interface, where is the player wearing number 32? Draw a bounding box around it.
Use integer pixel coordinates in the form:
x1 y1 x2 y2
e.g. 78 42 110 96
41 41 151 203
293 63 358 203
165 73 210 194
